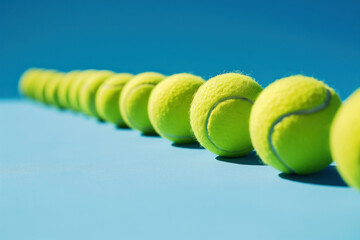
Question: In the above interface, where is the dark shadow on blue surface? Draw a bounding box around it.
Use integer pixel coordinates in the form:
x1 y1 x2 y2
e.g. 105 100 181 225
172 142 204 149
279 166 348 187
97 118 106 124
141 132 160 137
115 125 131 130
216 151 265 166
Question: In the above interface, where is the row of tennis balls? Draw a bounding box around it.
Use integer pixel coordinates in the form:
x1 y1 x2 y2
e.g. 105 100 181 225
19 69 360 190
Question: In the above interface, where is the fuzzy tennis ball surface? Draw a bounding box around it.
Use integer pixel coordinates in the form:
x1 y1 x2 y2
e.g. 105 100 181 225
57 71 80 109
250 75 342 175
67 70 97 112
44 72 64 107
79 70 115 118
190 73 262 157
148 73 205 143
95 73 134 126
120 72 166 133
331 89 360 189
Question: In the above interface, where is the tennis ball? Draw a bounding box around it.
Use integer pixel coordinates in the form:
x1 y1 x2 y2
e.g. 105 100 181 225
57 71 81 109
18 68 41 98
67 70 97 111
95 73 134 126
27 69 46 99
44 72 64 107
33 70 58 103
79 70 115 117
120 72 166 133
331 89 360 189
190 73 262 157
250 75 342 175
148 73 205 143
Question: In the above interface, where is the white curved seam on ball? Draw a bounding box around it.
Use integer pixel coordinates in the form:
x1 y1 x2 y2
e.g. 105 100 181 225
124 83 156 132
268 89 331 174
205 96 254 153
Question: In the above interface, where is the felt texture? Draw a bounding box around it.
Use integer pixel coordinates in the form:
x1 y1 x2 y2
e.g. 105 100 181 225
57 71 81 109
190 73 262 157
331 89 360 189
120 72 166 133
67 70 97 112
95 73 134 125
44 72 64 107
148 73 204 143
79 70 114 118
250 75 341 175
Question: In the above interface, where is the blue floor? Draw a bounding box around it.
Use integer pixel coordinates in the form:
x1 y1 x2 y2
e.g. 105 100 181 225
1 100 359 240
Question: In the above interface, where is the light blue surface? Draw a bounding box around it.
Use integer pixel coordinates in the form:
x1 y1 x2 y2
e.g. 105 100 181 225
0 100 359 240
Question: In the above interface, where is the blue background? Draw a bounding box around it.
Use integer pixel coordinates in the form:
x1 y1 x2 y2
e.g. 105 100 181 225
1 0 359 99
1 1 360 239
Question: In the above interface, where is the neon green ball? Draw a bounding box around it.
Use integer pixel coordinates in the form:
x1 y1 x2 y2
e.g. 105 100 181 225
148 73 205 143
190 73 262 157
18 68 41 98
67 70 97 112
79 70 115 117
44 72 64 107
120 72 166 133
33 70 58 103
331 89 360 189
57 71 81 109
95 73 134 126
250 75 342 175
26 69 46 99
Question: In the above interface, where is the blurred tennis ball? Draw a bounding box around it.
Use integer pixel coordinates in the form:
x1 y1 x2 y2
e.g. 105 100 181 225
331 89 360 189
67 70 97 112
57 71 81 109
95 73 134 126
79 70 115 117
33 70 58 103
148 73 205 143
44 72 64 107
120 72 166 134
18 68 41 98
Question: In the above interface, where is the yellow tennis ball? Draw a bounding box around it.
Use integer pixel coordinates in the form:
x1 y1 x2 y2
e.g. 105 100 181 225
18 68 41 98
44 72 64 107
95 73 134 126
57 71 81 109
27 69 45 99
33 70 58 103
331 89 360 189
67 70 97 111
148 73 205 143
190 73 263 157
79 70 115 117
120 72 166 133
250 75 342 175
